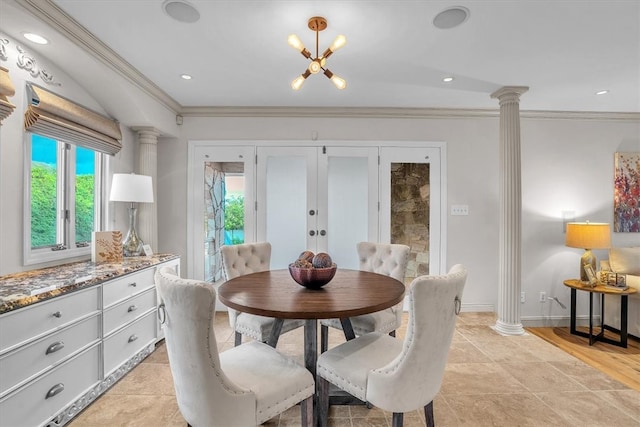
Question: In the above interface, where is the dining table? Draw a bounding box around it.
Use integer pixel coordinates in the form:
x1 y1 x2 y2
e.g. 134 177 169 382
218 268 405 423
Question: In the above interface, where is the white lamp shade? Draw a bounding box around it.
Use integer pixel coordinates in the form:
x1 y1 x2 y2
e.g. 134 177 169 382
109 173 154 203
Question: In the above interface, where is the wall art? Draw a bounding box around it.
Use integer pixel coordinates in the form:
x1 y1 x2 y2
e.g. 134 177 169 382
614 152 640 232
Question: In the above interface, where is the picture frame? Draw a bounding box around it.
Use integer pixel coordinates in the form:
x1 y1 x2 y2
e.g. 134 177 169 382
142 244 153 257
584 264 598 286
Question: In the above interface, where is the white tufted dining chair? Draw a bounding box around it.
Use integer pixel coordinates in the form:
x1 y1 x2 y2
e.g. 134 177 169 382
316 264 467 427
320 242 410 352
220 242 304 347
155 266 314 427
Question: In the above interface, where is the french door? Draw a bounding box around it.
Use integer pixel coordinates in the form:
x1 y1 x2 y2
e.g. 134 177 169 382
256 146 378 269
187 141 446 293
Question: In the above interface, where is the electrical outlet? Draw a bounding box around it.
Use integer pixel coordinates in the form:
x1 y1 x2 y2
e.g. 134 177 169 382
521 292 525 303
451 205 469 215
539 292 546 303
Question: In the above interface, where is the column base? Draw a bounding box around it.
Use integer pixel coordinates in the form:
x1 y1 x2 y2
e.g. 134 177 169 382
492 320 526 336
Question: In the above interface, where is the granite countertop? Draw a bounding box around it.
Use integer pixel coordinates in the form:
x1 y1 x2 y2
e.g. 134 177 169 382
0 254 180 314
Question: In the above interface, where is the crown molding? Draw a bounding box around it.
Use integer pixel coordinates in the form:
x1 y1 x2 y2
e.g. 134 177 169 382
179 106 500 119
17 0 181 113
179 106 640 121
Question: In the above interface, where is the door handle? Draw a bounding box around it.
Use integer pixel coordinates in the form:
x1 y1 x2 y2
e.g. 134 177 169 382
319 230 326 236
309 230 316 236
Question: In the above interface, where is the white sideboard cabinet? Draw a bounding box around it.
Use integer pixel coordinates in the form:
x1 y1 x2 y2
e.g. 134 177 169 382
0 254 180 427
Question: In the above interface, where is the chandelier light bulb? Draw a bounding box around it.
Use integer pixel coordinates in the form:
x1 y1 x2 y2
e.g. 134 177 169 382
329 35 346 52
330 75 347 90
324 69 346 90
287 34 305 51
291 70 311 91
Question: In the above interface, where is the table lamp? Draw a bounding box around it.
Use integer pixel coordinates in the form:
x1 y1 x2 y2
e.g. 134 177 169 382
109 173 154 256
565 222 611 282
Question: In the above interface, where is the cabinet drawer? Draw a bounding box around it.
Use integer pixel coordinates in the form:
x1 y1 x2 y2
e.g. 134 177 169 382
0 344 100 427
103 311 156 376
0 287 100 354
103 268 155 308
103 288 156 336
0 314 100 397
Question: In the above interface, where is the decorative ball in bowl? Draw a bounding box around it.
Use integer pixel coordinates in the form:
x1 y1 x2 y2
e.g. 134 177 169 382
288 263 337 289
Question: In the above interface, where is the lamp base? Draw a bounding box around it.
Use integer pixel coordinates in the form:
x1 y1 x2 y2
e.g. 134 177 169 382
579 249 596 282
122 206 144 257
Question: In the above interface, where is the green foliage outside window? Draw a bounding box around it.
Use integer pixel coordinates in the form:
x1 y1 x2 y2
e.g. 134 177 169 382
224 195 244 244
31 163 57 247
75 174 95 242
30 163 94 247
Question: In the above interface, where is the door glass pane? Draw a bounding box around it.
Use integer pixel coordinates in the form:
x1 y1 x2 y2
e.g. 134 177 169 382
204 162 245 282
75 146 95 244
266 156 307 269
327 156 368 269
31 135 59 248
391 162 430 284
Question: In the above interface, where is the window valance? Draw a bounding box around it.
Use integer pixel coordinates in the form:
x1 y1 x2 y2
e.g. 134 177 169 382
0 67 16 124
24 83 122 155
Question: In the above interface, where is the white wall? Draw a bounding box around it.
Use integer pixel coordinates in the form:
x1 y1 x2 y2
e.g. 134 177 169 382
156 114 639 323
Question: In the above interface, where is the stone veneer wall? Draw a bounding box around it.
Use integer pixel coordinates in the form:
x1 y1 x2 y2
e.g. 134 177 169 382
390 163 430 285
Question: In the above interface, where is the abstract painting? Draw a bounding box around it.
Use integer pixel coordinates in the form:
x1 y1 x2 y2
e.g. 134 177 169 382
614 152 640 232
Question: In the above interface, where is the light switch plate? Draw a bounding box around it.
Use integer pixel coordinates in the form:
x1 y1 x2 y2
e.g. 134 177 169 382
451 205 469 215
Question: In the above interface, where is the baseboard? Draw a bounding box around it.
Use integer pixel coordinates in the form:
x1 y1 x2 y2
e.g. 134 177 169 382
521 315 600 328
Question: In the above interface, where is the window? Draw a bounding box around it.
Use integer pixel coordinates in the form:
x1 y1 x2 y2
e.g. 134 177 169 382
25 133 105 265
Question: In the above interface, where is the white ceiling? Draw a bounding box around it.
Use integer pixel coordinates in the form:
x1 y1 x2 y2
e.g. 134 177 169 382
1 0 639 114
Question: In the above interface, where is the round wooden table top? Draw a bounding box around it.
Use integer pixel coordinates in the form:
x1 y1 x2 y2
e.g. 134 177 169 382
218 269 406 319
563 279 637 295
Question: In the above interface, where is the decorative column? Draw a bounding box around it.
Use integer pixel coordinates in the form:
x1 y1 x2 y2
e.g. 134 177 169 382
133 127 160 252
490 86 528 336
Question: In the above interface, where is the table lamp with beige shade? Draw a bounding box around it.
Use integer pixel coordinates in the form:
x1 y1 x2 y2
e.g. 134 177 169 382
565 222 611 282
109 173 154 256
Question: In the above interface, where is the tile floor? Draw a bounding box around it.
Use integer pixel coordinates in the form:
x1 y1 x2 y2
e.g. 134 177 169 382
69 312 640 427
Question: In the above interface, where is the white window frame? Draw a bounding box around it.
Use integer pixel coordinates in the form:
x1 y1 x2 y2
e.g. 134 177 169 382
23 132 107 266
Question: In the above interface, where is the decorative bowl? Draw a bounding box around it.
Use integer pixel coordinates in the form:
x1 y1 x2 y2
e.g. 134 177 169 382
288 263 337 289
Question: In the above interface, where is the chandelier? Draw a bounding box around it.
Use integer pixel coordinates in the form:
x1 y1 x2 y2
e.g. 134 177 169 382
288 16 346 90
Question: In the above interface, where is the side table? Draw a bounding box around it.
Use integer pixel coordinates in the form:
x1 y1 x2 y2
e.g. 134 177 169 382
563 279 637 348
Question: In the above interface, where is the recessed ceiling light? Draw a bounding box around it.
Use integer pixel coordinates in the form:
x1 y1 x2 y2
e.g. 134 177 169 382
181 74 192 80
433 7 470 29
442 77 454 83
595 90 609 95
162 0 200 23
23 33 48 44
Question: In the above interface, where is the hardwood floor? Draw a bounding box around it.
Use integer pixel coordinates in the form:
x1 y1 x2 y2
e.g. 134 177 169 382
527 326 640 392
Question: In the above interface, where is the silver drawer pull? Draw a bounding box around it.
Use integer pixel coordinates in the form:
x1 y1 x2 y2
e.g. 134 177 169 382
45 383 64 399
127 305 138 313
128 334 138 343
52 311 62 318
128 282 137 287
45 341 65 355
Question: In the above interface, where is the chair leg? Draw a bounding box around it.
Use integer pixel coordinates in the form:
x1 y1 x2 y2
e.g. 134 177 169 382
320 324 329 353
317 375 330 427
389 330 396 337
425 401 434 427
392 412 403 427
300 395 314 427
234 331 242 346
